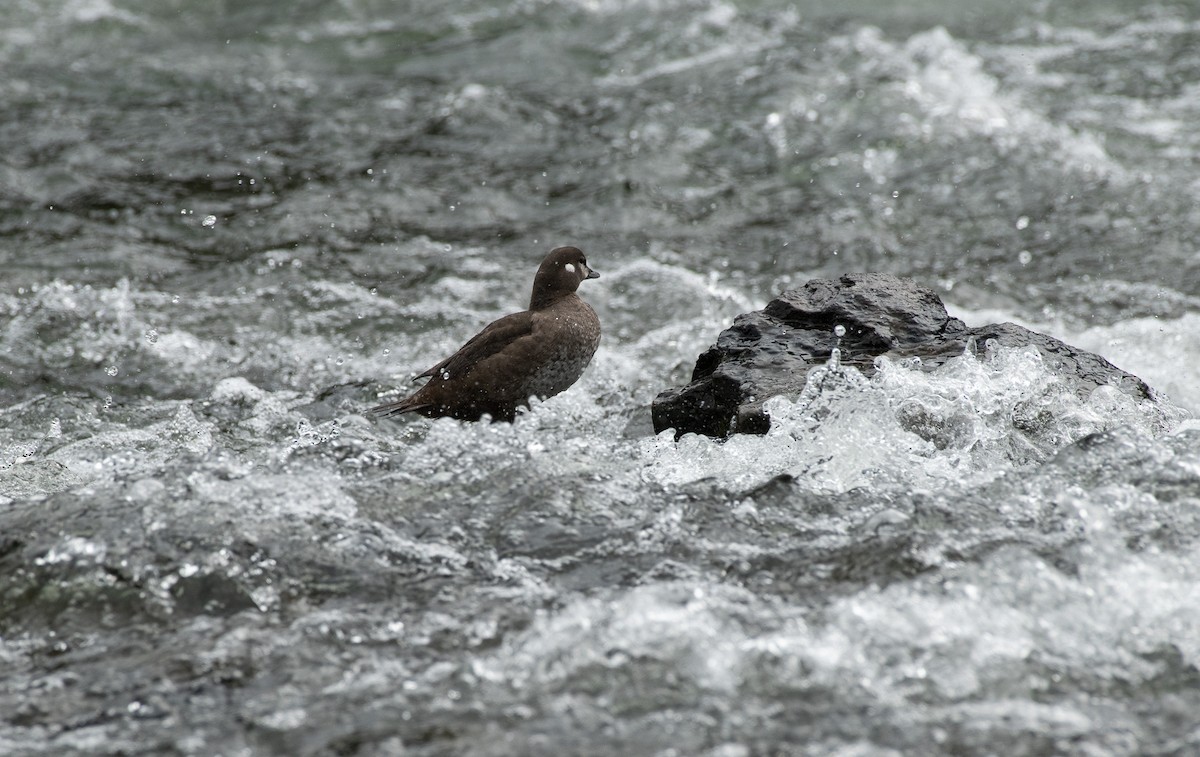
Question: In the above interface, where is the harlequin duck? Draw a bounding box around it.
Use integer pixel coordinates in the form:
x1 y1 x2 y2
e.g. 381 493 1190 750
371 246 601 422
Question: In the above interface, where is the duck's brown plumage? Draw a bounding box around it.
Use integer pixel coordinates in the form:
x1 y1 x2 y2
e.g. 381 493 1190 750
371 246 601 422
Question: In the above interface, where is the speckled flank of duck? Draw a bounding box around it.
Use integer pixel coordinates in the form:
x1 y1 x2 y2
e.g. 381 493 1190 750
371 246 601 422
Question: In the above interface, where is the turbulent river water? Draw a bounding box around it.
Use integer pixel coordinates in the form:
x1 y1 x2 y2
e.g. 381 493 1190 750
3 1 1200 755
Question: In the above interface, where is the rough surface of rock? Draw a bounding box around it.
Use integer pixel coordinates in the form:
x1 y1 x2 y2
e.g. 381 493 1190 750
651 273 1163 438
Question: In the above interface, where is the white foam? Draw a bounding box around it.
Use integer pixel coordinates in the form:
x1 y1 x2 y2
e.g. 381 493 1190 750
1063 313 1200 416
950 305 1199 416
823 26 1124 181
474 582 751 694
645 343 1176 493
800 540 1200 701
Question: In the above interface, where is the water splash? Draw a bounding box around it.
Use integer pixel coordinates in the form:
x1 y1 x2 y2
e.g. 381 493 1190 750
646 344 1175 492
829 323 846 371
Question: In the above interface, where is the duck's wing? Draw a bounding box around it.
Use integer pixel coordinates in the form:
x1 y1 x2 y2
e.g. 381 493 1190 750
415 310 534 382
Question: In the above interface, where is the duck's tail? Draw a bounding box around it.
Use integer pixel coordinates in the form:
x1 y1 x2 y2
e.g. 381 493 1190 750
369 395 431 418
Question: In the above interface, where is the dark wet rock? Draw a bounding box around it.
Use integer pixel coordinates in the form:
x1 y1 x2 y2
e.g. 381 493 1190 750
652 272 1163 438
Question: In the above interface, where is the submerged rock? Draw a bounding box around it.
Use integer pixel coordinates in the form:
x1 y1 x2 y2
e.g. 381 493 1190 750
651 273 1164 438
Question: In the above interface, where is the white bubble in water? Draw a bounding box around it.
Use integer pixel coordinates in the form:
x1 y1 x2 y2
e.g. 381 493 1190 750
834 324 846 337
1018 250 1032 265
202 214 217 228
1015 215 1030 230
145 329 159 344
105 365 119 376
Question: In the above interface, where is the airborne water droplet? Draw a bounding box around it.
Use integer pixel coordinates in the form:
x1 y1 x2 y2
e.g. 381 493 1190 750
202 214 217 228
105 365 119 376
829 324 846 370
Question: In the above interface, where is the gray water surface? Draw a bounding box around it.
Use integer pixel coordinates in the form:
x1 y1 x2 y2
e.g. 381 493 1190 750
3 1 1200 755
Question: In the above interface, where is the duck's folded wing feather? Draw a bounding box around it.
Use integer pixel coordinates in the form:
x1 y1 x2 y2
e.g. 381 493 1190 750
415 311 534 382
